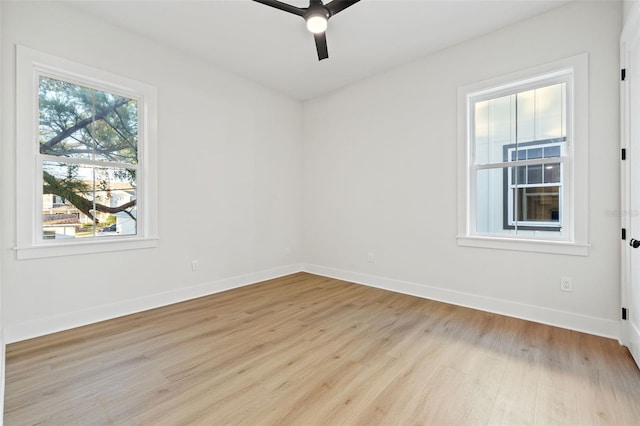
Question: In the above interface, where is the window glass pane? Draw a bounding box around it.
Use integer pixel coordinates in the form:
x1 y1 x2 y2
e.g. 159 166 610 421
95 166 137 237
474 95 514 164
543 145 561 158
39 76 138 165
544 163 561 183
516 166 526 185
514 187 560 223
43 161 94 240
527 164 543 184
476 168 511 235
527 148 543 159
516 89 535 143
534 83 565 140
42 161 137 240
474 101 489 164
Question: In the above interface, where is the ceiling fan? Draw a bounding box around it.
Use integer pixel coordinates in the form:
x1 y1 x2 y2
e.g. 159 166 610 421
253 0 361 61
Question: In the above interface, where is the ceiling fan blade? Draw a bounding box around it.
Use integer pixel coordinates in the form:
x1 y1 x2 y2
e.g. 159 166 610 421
314 32 329 60
252 0 306 17
325 0 360 16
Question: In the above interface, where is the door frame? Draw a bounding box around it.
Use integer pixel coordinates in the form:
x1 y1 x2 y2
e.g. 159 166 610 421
621 1 640 367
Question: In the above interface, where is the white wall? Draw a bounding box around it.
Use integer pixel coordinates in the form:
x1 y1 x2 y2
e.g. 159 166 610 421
624 0 638 22
1 2 302 342
302 0 622 337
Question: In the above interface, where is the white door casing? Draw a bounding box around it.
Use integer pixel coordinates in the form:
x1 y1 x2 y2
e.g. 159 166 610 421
621 1 640 370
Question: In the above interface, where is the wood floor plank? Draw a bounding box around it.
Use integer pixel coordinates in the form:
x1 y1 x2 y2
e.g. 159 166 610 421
4 272 640 425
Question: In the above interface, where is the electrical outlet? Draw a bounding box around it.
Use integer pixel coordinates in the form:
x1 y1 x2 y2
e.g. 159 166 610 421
367 252 375 263
191 259 200 272
560 276 573 292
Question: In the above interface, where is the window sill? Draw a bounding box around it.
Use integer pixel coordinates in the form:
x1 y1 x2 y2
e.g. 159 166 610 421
457 236 589 256
15 237 159 260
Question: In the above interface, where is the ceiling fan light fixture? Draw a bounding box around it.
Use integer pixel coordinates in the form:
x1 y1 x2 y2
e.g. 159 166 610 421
306 14 328 33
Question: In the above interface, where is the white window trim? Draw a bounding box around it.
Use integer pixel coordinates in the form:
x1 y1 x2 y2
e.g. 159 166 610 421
457 54 589 256
15 45 158 260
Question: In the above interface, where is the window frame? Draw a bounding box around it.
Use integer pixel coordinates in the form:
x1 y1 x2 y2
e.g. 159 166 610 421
16 45 158 260
457 54 589 256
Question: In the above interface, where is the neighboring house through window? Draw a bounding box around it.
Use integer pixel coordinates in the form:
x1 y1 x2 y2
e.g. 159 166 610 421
503 138 564 231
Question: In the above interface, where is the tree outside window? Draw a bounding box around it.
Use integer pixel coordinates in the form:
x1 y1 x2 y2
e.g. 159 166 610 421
39 76 139 240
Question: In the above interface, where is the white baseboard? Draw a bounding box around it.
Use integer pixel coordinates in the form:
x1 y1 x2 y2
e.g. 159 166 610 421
303 264 621 340
3 262 621 344
628 319 640 369
0 332 5 426
4 264 303 344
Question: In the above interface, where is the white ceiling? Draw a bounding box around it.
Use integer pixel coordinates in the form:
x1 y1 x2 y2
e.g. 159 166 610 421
68 0 571 100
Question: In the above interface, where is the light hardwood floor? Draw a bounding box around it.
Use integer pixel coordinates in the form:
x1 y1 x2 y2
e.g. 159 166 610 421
4 272 640 425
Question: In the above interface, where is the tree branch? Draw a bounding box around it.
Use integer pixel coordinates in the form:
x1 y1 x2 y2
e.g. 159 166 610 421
43 171 136 223
40 98 130 152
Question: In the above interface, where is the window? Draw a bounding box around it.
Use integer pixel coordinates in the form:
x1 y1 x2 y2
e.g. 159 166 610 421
457 55 589 255
16 46 158 259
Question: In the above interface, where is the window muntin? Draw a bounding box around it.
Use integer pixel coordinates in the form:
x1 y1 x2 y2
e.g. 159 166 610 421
469 75 571 240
